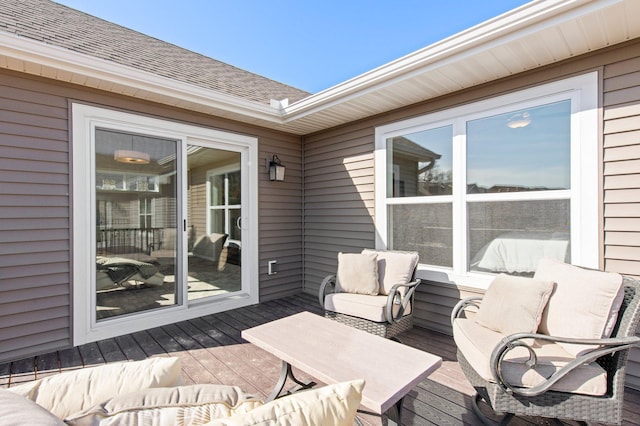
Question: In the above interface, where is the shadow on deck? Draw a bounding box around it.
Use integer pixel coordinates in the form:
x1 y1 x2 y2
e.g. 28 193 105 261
1 293 639 425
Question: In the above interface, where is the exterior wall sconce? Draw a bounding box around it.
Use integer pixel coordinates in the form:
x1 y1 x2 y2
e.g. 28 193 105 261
268 154 286 181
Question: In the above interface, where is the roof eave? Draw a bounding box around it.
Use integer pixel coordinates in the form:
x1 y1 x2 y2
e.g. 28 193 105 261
0 31 285 128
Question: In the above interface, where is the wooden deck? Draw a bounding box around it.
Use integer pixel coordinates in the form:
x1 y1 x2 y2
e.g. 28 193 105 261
1 293 640 425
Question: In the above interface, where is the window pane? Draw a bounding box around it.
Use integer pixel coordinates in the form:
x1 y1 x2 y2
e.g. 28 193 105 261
228 170 241 205
468 199 570 276
94 128 178 320
387 125 453 197
389 203 452 267
229 208 241 241
209 175 224 206
467 100 571 193
209 209 225 234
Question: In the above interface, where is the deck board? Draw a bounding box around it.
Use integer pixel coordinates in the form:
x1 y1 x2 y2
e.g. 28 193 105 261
1 292 639 425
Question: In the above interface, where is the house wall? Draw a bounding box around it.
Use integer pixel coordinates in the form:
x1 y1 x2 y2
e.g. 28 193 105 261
303 39 640 386
0 69 303 362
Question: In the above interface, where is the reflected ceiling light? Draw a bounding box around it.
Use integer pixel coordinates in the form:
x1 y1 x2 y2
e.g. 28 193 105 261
507 112 531 129
114 149 150 164
114 134 150 164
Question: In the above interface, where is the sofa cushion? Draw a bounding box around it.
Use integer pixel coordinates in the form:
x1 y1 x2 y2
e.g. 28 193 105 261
65 384 262 426
453 318 607 396
0 389 64 426
336 252 379 295
9 357 182 419
324 292 411 323
207 380 365 426
361 249 419 295
476 274 555 335
535 257 624 356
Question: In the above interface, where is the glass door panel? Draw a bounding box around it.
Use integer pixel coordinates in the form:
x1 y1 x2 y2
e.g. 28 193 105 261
188 146 242 300
94 128 178 320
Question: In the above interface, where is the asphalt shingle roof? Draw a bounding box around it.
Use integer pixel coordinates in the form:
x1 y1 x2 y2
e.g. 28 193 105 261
0 0 311 105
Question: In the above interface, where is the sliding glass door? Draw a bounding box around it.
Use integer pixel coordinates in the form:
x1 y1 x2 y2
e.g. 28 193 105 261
72 104 258 344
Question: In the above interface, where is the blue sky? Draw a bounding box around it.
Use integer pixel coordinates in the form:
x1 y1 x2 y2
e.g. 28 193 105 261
55 0 531 93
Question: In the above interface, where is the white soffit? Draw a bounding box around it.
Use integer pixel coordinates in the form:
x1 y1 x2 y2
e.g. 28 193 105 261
0 0 639 135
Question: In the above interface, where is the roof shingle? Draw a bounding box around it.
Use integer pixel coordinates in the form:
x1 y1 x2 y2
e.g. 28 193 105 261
0 0 311 105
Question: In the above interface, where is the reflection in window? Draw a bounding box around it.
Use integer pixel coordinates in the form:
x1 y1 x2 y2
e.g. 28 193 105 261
468 200 570 276
467 101 571 193
387 125 453 197
389 203 452 267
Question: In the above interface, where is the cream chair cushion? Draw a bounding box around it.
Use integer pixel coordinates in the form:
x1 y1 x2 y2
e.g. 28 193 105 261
0 389 65 426
362 249 419 295
476 274 555 335
65 384 262 426
8 357 182 419
535 257 624 356
208 379 365 426
336 252 379 295
324 292 411 322
453 318 607 396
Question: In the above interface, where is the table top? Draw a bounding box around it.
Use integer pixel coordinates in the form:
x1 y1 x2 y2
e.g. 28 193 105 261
242 311 442 414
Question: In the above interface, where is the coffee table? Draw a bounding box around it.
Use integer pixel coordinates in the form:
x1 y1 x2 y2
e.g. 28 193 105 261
242 311 442 425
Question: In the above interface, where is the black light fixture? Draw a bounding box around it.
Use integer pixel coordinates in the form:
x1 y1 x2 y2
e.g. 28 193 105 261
268 154 286 181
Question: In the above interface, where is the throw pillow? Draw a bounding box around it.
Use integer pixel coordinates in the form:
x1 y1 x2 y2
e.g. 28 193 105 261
0 389 64 426
336 252 379 295
535 257 624 356
8 357 182 419
476 274 555 336
65 384 262 426
207 380 365 426
361 249 419 295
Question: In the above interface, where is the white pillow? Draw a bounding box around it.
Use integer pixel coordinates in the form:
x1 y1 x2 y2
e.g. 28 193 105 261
361 249 419 295
8 357 182 419
0 389 64 425
336 252 379 295
65 384 262 426
475 274 555 335
535 258 624 356
207 380 365 426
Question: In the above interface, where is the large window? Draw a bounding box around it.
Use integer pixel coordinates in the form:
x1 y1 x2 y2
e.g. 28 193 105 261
375 73 598 288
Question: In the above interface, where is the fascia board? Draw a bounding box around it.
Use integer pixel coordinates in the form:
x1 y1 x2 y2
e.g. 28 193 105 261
0 32 283 124
280 0 619 121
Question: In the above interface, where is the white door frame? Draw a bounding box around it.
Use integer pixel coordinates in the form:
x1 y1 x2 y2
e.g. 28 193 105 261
72 103 259 345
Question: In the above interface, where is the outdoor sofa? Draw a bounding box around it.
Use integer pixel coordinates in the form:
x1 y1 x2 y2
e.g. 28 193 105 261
0 357 364 425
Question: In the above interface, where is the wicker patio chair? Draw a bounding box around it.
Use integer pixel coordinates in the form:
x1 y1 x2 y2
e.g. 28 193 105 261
318 249 420 339
451 263 640 425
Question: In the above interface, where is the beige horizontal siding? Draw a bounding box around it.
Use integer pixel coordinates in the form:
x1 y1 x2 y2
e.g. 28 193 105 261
603 51 640 390
303 126 376 294
0 77 71 361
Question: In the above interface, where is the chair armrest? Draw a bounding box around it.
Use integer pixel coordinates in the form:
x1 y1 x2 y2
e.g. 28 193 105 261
490 332 640 397
386 279 421 324
451 296 483 325
318 275 337 308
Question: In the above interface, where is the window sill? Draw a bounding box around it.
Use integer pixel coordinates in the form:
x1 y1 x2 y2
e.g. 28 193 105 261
416 265 495 290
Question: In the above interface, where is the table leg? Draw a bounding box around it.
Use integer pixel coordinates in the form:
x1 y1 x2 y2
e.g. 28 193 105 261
386 397 404 426
266 360 316 402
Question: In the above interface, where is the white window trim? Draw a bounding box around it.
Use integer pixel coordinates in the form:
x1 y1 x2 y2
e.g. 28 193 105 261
72 103 259 344
375 72 599 289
